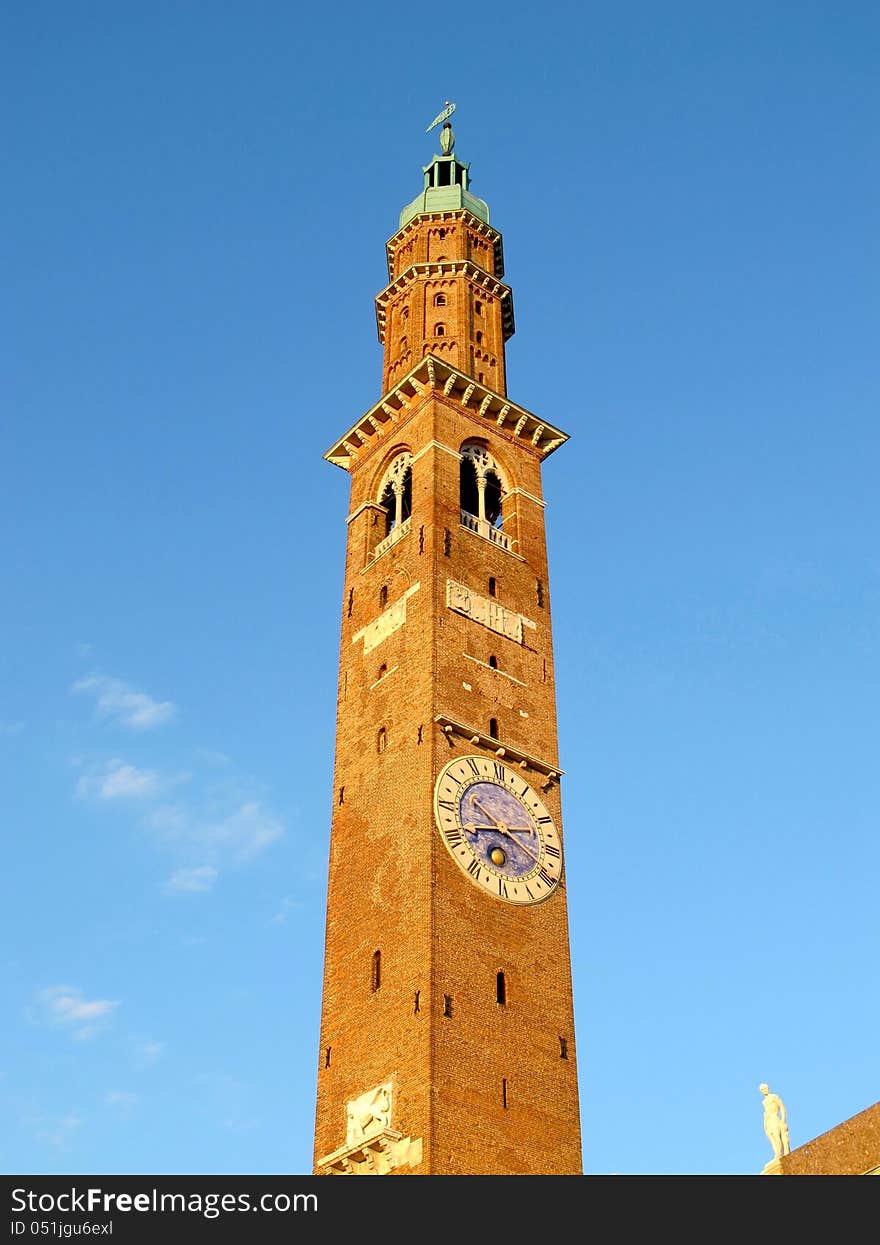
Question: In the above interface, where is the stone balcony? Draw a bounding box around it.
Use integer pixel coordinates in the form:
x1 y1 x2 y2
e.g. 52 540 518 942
460 508 512 552
371 516 411 562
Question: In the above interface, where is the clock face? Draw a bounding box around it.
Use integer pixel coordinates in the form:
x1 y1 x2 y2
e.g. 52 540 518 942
433 755 563 904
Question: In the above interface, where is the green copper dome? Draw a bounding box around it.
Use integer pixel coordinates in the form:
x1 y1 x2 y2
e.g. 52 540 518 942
399 151 490 229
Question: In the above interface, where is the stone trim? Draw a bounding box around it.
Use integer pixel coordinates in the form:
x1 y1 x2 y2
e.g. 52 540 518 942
325 356 568 471
435 714 563 782
411 439 462 465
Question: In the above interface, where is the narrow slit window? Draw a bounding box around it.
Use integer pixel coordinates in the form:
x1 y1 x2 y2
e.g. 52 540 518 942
475 330 483 344
496 971 507 1005
371 950 381 992
324 1047 331 1068
502 1078 508 1109
489 718 499 740
414 991 420 1014
347 588 353 617
475 300 483 316
443 994 453 1017
488 576 496 597
559 1037 568 1060
379 584 388 607
377 726 387 753
338 786 344 805
488 655 498 670
537 579 545 608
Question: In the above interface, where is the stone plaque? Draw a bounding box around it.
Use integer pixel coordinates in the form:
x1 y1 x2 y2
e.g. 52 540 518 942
353 584 420 654
446 578 523 643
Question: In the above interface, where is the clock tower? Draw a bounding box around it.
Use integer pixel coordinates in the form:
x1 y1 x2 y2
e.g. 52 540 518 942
313 112 582 1176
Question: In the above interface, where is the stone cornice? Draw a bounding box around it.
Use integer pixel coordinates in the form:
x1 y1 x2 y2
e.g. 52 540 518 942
434 714 563 783
324 357 569 472
375 261 514 344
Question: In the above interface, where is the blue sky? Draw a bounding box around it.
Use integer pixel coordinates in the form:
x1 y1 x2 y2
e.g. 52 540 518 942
3 2 878 1176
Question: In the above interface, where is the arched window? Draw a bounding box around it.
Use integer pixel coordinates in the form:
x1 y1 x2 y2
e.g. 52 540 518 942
459 443 507 531
377 452 412 536
475 330 483 344
434 323 445 336
434 293 447 306
475 300 483 316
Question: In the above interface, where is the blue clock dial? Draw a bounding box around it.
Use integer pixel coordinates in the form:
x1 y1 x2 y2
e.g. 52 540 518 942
458 781 541 879
433 755 563 904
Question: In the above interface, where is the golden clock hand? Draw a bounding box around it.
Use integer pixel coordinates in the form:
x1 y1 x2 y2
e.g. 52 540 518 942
472 797 499 825
494 826 543 867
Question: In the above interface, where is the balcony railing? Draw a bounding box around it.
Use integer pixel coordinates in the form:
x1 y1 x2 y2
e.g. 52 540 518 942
371 516 411 562
460 509 512 552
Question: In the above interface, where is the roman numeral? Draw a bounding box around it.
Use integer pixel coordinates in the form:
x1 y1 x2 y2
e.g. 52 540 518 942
492 762 505 781
467 858 481 877
537 815 552 825
445 828 463 847
545 844 561 858
498 879 509 898
465 758 481 777
538 867 555 886
438 799 456 812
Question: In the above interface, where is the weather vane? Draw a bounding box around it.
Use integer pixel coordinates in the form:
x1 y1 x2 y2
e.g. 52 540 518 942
425 101 456 155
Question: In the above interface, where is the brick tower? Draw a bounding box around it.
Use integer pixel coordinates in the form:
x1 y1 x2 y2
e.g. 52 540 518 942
313 110 582 1176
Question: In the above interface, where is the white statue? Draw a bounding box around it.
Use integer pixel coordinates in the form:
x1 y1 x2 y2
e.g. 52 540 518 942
760 1083 791 1158
346 1082 392 1146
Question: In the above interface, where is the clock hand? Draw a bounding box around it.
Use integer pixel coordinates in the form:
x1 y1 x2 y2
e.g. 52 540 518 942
494 826 544 867
471 798 499 826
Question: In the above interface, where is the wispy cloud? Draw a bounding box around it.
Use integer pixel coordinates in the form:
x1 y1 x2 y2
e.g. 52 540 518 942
29 1112 83 1147
271 895 299 924
166 865 218 894
133 1038 165 1067
34 986 119 1041
76 759 161 801
72 675 175 730
149 801 285 868
105 1090 138 1114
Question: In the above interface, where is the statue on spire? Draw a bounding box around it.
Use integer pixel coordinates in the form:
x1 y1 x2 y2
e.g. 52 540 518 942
426 101 456 154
